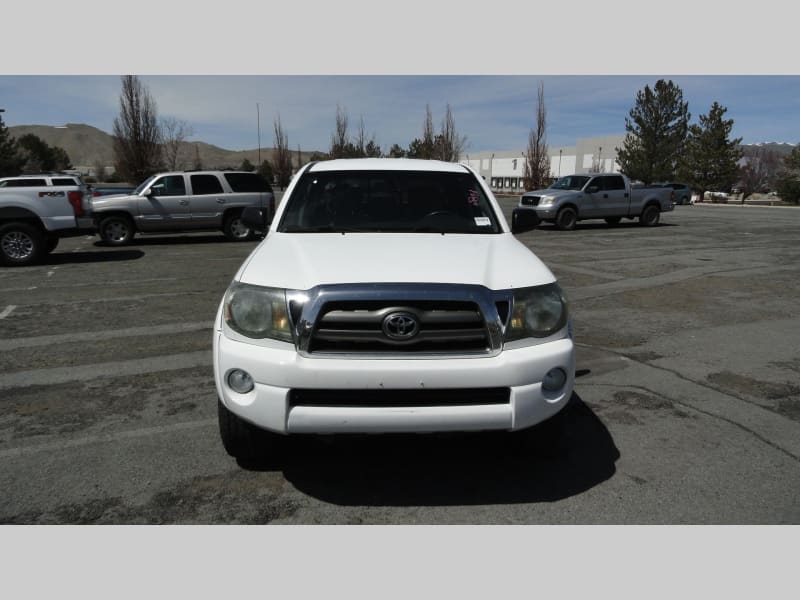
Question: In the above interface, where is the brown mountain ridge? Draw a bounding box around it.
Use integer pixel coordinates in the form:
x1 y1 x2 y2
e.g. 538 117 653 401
8 123 315 173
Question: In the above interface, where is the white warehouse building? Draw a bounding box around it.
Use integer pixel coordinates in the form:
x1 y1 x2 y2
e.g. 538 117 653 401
459 134 625 193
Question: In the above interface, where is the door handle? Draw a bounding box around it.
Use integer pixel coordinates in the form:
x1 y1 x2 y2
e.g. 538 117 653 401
217 198 225 204
179 200 189 205
603 194 608 198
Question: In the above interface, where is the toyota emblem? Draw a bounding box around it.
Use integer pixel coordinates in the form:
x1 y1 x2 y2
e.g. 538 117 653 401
382 312 420 340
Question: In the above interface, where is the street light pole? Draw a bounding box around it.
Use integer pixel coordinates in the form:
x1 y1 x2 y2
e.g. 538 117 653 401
558 149 562 177
256 103 261 167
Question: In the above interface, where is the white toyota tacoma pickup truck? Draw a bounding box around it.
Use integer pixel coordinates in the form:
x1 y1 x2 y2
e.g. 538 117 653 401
213 158 575 461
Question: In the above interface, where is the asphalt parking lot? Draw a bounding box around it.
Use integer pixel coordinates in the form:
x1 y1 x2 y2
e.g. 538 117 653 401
1 200 798 524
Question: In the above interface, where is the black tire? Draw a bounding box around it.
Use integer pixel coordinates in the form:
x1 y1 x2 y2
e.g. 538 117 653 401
0 222 45 267
218 399 281 461
511 408 567 458
639 204 660 227
45 236 59 254
681 196 689 205
223 212 254 242
604 217 621 226
98 215 135 245
555 206 577 231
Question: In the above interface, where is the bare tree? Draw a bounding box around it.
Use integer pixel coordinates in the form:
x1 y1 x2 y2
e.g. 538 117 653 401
161 117 193 171
522 82 550 191
355 115 367 157
437 104 467 162
739 147 781 203
112 75 163 184
329 104 349 158
93 160 107 182
273 114 293 190
421 104 435 159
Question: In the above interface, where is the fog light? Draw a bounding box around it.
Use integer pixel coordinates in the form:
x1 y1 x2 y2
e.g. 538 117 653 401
542 368 567 392
227 369 254 394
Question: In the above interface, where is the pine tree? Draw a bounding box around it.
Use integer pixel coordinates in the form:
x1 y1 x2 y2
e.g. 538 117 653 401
616 79 689 183
678 102 742 198
0 113 24 177
775 145 800 204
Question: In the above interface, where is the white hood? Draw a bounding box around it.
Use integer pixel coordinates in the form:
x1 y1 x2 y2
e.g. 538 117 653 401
237 232 555 291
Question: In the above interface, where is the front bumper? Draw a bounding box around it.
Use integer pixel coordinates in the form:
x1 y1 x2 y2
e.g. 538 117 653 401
214 330 575 435
518 205 558 220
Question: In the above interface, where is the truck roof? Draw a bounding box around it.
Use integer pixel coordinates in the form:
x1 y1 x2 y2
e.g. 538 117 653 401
308 158 470 173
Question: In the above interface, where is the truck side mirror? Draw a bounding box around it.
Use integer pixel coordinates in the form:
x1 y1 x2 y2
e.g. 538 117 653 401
511 208 539 234
585 185 599 194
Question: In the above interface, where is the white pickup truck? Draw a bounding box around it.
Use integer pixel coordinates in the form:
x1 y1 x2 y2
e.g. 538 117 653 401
0 181 93 266
213 158 575 461
519 173 675 230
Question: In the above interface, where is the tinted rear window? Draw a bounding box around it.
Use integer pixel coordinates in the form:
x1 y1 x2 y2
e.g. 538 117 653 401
52 178 78 186
223 172 272 193
1 179 47 187
190 174 224 195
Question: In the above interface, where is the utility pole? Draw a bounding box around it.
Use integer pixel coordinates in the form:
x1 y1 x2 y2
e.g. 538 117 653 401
256 103 261 167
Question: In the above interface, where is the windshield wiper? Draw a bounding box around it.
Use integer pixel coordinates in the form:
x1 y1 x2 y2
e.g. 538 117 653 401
281 225 366 233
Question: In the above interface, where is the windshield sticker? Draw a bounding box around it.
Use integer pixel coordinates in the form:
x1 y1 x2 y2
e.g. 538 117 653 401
467 189 480 206
474 216 491 227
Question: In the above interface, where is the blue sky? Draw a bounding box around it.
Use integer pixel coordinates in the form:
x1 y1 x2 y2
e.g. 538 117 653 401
1 75 797 154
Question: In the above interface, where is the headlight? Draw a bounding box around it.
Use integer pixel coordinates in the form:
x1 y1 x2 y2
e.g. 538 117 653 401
539 196 555 206
504 282 568 341
224 282 293 342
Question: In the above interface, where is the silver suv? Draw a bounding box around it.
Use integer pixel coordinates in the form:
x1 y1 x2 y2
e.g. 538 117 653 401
91 170 274 245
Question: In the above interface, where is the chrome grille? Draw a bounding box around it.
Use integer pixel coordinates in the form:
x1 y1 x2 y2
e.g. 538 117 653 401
290 283 511 358
309 301 488 354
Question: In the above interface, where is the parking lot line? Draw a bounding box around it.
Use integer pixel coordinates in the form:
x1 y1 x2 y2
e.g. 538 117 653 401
0 418 217 459
0 305 17 319
0 350 211 390
0 321 212 351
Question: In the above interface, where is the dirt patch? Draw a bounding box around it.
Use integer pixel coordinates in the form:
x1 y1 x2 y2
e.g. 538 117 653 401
600 410 643 426
707 371 800 401
776 399 800 422
613 390 674 410
0 470 301 524
0 366 214 441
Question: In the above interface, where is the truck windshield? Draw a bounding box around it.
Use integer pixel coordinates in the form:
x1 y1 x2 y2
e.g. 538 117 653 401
549 176 591 191
278 170 502 234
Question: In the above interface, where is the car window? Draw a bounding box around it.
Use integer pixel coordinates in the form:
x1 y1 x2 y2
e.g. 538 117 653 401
151 175 186 196
603 176 626 191
190 174 224 195
279 170 501 234
52 178 77 186
223 172 272 193
2 179 47 187
550 176 590 191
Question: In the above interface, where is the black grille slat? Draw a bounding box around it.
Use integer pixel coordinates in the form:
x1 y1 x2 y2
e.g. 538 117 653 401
309 300 489 354
289 387 510 407
314 328 487 343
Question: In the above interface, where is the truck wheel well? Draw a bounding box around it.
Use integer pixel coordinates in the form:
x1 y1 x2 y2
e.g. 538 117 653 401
0 207 44 228
223 207 244 221
95 211 136 227
642 200 660 212
559 203 579 215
